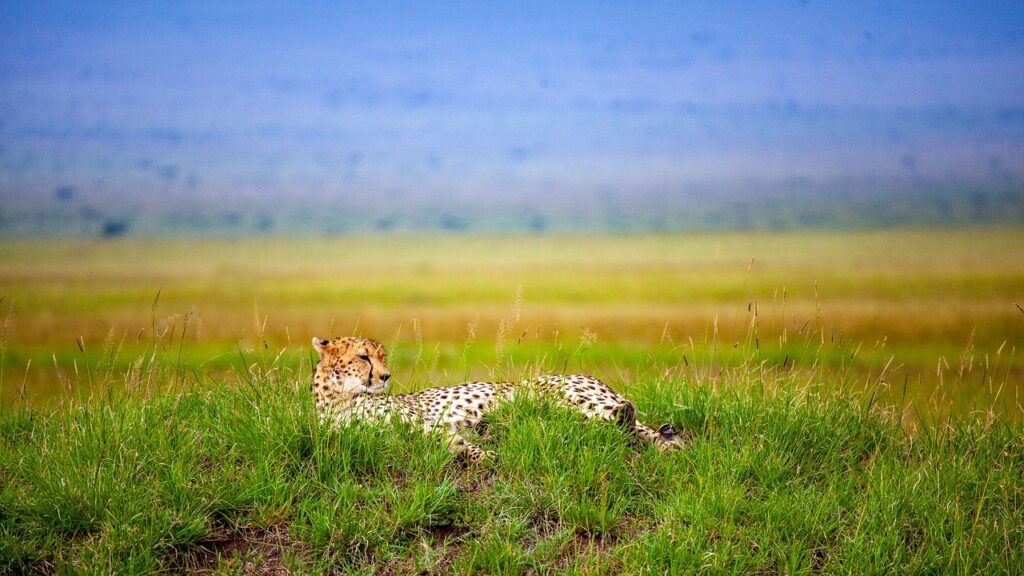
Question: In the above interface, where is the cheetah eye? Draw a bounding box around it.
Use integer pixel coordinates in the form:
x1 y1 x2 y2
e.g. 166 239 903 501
358 353 370 361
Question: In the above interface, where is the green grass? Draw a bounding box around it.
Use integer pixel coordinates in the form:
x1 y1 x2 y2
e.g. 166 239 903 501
2 351 1022 574
1 230 1022 572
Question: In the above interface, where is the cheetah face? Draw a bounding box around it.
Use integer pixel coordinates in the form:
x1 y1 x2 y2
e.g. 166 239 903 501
312 336 392 397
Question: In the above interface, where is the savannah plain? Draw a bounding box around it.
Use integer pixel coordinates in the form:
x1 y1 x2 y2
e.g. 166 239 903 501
2 228 1024 573
2 228 1022 419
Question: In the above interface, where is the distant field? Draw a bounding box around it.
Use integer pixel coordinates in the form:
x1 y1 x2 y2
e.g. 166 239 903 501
1 229 1022 419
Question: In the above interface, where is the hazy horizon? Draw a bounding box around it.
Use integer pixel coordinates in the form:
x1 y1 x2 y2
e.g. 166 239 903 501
2 1 1022 235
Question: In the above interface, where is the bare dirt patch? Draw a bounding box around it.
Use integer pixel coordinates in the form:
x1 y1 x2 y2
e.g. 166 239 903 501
175 523 295 575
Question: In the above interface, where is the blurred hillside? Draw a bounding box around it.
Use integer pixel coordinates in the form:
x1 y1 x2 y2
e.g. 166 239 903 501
1 179 1022 237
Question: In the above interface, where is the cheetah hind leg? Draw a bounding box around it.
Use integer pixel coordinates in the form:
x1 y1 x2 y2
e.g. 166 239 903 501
653 422 689 450
599 400 686 451
613 400 636 428
608 400 680 450
627 419 688 451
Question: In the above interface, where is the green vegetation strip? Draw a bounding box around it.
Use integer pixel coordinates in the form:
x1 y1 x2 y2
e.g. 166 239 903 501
2 362 1021 574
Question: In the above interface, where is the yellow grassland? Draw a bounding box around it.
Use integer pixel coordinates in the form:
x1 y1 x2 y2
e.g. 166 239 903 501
1 229 1022 414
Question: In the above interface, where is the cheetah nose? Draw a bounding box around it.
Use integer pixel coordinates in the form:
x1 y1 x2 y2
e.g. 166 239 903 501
380 373 391 382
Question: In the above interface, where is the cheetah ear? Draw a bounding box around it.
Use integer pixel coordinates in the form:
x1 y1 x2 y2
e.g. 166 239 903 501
312 337 330 355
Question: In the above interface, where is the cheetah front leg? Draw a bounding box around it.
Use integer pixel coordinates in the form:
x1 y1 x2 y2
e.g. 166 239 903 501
444 429 495 463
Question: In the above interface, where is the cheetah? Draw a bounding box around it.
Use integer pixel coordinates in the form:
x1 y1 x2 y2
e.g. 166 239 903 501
312 336 685 462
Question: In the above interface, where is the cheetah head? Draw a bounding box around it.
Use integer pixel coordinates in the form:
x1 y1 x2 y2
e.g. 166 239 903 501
311 337 392 402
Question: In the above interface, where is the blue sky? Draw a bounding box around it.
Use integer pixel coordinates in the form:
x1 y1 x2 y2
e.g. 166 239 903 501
1 1 1022 210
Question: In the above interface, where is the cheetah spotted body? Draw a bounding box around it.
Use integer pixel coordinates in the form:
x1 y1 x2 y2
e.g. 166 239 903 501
312 336 683 462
